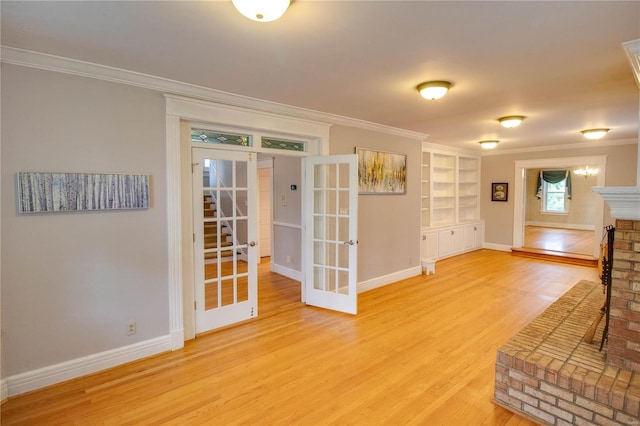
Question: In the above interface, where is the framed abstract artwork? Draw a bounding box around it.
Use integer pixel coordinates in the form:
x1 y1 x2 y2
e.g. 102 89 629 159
355 147 407 194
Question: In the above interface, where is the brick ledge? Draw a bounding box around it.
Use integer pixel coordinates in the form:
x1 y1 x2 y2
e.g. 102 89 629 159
494 280 640 425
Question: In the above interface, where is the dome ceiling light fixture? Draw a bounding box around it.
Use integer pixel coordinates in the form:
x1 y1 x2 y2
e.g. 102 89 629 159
417 81 452 100
232 0 291 22
478 140 499 150
581 128 610 140
498 115 526 128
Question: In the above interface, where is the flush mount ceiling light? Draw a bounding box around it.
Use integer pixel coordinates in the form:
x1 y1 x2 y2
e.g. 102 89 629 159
498 115 526 128
580 128 610 140
232 0 291 22
478 140 499 150
417 81 452 100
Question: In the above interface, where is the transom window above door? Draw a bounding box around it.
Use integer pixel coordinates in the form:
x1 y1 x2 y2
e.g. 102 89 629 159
192 130 252 147
191 129 308 153
261 137 306 152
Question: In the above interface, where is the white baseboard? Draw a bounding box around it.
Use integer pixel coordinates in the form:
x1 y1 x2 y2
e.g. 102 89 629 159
483 243 513 252
170 329 185 350
271 262 302 282
1 378 8 403
357 266 422 293
6 335 171 397
525 221 595 231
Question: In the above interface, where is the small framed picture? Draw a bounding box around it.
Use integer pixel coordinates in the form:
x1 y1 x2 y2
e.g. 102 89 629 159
492 182 508 202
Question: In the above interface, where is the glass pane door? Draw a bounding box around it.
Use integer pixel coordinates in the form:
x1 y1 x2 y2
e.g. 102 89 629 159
303 155 358 314
193 148 257 333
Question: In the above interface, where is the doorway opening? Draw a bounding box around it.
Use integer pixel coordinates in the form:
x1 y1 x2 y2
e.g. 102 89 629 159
187 141 307 337
513 156 607 262
522 167 598 257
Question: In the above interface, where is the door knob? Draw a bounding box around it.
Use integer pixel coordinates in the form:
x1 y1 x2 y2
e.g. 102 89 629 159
249 241 256 247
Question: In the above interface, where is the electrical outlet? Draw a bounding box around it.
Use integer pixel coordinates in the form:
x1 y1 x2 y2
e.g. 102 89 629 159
286 255 292 264
127 321 137 336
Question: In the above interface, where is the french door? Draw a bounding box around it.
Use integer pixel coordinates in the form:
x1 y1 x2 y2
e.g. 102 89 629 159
192 148 257 333
303 155 358 314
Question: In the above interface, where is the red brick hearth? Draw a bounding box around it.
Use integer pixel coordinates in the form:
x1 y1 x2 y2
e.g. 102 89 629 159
494 219 640 425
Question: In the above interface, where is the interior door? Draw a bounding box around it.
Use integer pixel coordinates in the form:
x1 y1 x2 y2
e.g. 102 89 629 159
192 147 257 333
303 155 358 314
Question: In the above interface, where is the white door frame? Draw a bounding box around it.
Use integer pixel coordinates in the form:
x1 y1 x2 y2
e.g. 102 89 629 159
166 94 330 349
257 158 274 262
513 155 607 258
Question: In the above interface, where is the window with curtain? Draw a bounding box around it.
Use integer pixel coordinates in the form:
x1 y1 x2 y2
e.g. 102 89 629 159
536 170 571 214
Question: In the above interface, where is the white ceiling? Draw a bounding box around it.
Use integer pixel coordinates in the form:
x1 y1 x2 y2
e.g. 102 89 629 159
2 1 639 152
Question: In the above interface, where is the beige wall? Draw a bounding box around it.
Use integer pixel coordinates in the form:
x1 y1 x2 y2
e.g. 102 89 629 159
329 125 421 282
525 168 597 228
1 64 168 376
271 155 302 271
481 143 638 247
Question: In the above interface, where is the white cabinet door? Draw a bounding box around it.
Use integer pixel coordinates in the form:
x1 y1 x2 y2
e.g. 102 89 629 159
463 222 484 251
421 230 437 259
473 222 484 249
437 228 452 258
463 224 476 251
451 226 464 254
438 226 463 259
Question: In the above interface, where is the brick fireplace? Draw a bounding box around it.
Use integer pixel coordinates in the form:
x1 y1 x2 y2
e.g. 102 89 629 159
608 219 640 372
494 189 640 425
494 39 640 424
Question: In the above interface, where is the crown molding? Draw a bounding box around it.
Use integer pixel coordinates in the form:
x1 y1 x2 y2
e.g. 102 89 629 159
623 39 640 88
479 138 638 157
421 141 478 157
0 46 427 141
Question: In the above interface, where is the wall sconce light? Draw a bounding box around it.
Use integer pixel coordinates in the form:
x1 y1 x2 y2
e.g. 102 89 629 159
232 0 291 22
478 140 499 149
498 115 526 128
580 128 609 140
417 81 452 100
574 166 599 176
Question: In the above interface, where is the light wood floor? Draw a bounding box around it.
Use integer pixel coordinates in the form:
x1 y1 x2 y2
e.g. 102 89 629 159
523 225 596 256
1 250 599 425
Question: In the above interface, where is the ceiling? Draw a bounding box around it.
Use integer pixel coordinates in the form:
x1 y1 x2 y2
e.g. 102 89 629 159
2 1 639 152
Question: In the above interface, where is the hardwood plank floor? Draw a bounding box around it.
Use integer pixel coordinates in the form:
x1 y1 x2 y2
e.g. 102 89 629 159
1 250 599 425
523 225 596 256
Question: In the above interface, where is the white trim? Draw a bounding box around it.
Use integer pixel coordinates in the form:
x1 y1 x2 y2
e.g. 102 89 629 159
166 114 184 350
480 138 637 157
1 378 8 403
167 95 331 155
5 336 171 397
272 221 302 230
623 39 640 87
357 266 422 293
483 243 513 252
422 141 477 157
168 96 332 341
0 46 426 142
592 186 640 221
513 156 606 258
270 262 303 282
257 158 274 169
525 221 595 231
